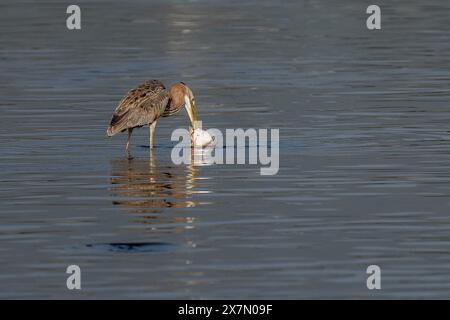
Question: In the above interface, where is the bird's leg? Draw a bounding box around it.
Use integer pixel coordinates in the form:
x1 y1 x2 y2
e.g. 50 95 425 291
126 128 133 151
149 121 157 150
126 128 133 153
149 147 155 171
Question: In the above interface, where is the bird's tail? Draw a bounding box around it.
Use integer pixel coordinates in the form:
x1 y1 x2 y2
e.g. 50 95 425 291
107 110 130 137
106 126 115 137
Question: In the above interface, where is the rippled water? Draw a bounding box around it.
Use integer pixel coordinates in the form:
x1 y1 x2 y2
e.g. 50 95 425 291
1 0 450 298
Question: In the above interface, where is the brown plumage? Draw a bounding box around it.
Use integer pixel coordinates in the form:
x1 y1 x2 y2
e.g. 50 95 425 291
107 80 198 153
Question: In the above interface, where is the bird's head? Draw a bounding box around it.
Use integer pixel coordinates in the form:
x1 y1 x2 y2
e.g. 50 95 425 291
170 82 198 129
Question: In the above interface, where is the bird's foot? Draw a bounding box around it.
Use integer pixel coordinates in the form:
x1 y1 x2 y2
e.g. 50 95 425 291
125 149 134 160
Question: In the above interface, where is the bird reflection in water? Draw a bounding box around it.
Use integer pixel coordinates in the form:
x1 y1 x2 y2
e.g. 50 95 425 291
109 153 211 229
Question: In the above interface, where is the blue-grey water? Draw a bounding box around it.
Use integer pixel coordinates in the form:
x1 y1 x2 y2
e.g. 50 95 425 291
1 0 450 299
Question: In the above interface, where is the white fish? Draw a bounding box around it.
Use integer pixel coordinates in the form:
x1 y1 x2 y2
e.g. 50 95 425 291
191 128 214 147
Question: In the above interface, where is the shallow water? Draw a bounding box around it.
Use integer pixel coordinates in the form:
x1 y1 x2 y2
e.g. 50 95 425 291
1 0 450 298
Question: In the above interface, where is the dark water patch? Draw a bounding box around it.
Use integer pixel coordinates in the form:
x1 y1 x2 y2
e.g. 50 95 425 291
85 242 177 253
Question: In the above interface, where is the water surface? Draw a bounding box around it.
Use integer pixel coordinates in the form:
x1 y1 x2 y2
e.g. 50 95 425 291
1 0 450 298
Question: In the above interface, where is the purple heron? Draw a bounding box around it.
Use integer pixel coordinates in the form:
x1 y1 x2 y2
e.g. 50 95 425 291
106 80 198 152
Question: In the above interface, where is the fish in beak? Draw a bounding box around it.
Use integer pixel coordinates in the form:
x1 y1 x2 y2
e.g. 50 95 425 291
191 127 214 147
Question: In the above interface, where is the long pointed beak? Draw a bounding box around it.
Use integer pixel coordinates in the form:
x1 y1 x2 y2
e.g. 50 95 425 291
185 97 198 129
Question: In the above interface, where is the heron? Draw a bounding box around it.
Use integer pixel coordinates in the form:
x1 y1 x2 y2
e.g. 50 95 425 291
106 80 198 152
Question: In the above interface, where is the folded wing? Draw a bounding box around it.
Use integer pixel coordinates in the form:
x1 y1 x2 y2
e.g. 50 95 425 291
107 80 170 136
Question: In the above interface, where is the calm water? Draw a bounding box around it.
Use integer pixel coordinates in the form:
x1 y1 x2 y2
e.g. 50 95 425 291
1 0 450 299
